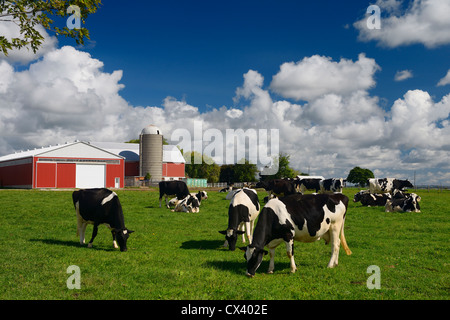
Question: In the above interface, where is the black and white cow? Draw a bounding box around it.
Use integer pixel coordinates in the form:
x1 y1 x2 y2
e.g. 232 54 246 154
193 190 208 202
219 188 260 251
320 178 344 193
368 178 414 194
353 190 392 206
241 193 351 277
255 179 297 197
72 188 134 252
385 193 421 212
159 181 190 208
296 178 322 193
171 194 201 213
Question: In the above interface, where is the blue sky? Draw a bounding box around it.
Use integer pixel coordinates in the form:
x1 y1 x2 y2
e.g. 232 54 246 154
75 0 449 110
1 0 450 184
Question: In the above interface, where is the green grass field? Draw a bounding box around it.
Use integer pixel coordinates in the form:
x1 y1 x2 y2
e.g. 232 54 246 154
0 187 448 300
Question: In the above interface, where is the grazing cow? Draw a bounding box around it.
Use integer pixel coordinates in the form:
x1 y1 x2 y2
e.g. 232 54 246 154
219 188 260 251
297 178 322 193
385 193 421 212
255 179 297 197
159 181 190 208
320 178 344 193
72 188 134 252
241 193 351 277
368 178 413 194
172 194 200 213
353 190 392 206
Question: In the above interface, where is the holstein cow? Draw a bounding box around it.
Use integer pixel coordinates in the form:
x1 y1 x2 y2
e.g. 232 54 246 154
353 190 392 207
255 179 297 198
320 178 344 193
219 188 260 251
72 188 134 252
296 178 322 193
168 191 208 208
171 194 200 213
241 193 351 277
159 181 190 208
385 193 421 213
368 178 414 194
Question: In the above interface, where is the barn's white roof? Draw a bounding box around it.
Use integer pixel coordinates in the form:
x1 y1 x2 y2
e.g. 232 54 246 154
0 141 124 162
0 141 186 164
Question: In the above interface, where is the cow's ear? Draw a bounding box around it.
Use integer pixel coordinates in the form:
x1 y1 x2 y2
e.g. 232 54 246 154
218 230 227 235
237 230 245 235
239 246 247 252
126 229 134 234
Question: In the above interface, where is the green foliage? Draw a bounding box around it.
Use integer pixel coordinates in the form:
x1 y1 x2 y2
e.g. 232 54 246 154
184 151 220 183
0 0 101 56
0 188 448 300
260 153 298 181
347 166 375 187
219 160 258 183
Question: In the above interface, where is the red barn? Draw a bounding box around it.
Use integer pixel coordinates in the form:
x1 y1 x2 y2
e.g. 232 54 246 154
0 141 125 189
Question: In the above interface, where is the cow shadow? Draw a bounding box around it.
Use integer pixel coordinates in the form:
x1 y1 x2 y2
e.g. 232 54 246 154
205 260 246 275
180 239 224 250
29 238 115 251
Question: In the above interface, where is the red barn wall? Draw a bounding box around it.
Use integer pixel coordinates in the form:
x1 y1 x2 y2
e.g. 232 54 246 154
163 163 185 178
0 158 33 188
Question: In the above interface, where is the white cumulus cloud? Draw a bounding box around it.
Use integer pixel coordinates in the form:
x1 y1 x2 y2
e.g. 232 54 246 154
270 53 380 101
437 69 450 86
354 0 450 48
395 69 413 81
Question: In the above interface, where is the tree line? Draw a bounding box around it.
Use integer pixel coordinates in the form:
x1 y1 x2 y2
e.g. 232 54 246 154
184 151 374 186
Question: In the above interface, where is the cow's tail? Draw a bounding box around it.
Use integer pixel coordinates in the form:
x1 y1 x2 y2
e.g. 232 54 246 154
340 215 352 255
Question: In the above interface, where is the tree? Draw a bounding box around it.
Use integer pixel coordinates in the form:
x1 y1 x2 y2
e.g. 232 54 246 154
184 151 220 183
347 166 374 187
219 160 258 183
0 0 101 56
260 153 297 181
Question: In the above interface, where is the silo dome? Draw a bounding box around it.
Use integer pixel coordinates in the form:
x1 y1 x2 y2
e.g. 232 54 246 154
141 125 162 136
139 125 163 181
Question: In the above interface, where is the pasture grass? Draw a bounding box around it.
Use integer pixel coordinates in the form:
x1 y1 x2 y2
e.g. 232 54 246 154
0 187 448 300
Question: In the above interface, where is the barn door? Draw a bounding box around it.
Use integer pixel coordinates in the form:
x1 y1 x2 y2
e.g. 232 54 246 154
76 164 105 188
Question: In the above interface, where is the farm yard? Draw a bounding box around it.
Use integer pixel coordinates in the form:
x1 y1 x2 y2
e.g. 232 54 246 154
0 187 448 300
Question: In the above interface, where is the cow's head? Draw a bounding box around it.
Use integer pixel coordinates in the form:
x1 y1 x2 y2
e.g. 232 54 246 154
240 245 268 277
219 229 245 251
113 228 134 252
404 194 421 212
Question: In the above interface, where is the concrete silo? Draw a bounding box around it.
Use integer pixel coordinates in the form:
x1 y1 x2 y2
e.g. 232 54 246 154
139 125 163 181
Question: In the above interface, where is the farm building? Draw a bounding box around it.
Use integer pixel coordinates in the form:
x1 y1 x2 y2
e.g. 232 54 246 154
0 141 125 189
0 126 186 189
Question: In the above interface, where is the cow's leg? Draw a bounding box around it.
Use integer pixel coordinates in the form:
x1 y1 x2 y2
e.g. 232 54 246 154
240 222 247 243
267 239 283 274
159 197 162 208
268 248 276 274
165 195 170 208
111 230 118 249
327 223 341 268
88 223 99 248
286 240 297 273
245 221 252 244
75 201 85 244
79 222 88 245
